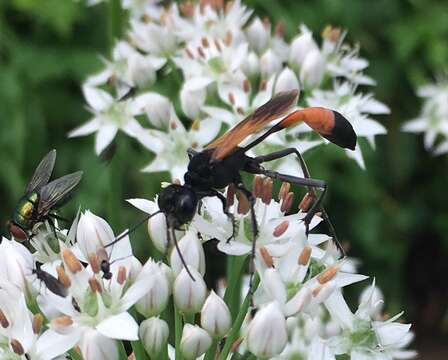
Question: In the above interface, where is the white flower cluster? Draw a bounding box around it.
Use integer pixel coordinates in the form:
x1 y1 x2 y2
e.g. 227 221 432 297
402 77 448 155
70 0 389 175
2 174 416 359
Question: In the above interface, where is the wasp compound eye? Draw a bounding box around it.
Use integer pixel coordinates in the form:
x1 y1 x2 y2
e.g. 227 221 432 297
7 221 28 241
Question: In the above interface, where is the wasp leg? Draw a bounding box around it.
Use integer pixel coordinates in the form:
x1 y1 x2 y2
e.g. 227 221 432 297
235 183 258 304
254 148 345 256
45 216 59 240
197 189 236 243
48 212 69 223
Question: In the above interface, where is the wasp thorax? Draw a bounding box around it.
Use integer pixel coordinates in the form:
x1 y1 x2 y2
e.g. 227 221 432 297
158 184 198 228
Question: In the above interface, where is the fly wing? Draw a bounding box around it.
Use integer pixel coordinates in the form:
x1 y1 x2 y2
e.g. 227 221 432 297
26 149 57 193
206 90 298 160
38 171 83 215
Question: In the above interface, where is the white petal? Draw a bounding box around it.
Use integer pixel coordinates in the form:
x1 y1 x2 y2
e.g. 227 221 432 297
217 241 251 255
96 312 139 341
184 77 214 92
122 118 143 138
83 86 113 111
126 198 156 214
35 329 81 359
68 119 100 137
401 118 427 133
95 124 118 155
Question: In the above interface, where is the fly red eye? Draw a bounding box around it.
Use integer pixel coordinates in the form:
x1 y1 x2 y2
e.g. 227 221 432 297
7 222 28 241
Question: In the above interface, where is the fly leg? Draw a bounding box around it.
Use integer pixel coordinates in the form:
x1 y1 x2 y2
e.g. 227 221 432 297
254 148 345 256
235 183 259 303
197 190 236 243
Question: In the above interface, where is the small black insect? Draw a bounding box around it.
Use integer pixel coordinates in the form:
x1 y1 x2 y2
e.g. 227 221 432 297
34 262 68 298
108 90 356 281
7 150 83 241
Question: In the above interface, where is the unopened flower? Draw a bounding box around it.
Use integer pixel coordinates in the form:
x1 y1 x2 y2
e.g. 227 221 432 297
242 51 260 77
180 79 209 120
200 290 232 338
246 302 288 357
173 267 207 314
247 17 270 53
289 25 319 69
132 92 171 128
180 324 212 360
139 317 169 357
300 49 325 89
79 328 118 360
170 230 205 276
0 238 33 294
260 49 282 78
275 67 300 94
136 260 171 317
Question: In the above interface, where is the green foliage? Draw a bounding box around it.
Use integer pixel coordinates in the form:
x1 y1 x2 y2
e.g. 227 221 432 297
0 0 447 340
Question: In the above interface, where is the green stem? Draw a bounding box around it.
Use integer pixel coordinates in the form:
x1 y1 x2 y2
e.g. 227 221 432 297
68 349 83 360
118 340 128 360
108 142 122 229
204 339 219 360
220 275 260 360
224 255 247 321
108 0 123 52
174 305 183 360
184 312 195 325
131 339 149 360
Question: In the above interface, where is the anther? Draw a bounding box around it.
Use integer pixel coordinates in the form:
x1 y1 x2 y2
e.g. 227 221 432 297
273 221 289 237
56 265 71 288
117 266 127 285
201 37 210 48
259 246 274 267
261 178 273 204
275 21 285 37
259 79 267 91
32 314 43 334
224 31 232 46
278 182 290 201
298 192 315 212
214 39 222 52
298 246 312 266
0 309 9 328
89 277 102 293
228 92 235 105
191 119 201 130
10 339 24 355
280 192 294 213
225 1 234 14
51 315 73 330
180 2 194 17
197 46 206 59
62 248 82 274
88 253 100 274
236 191 250 215
96 247 108 263
317 265 339 284
185 47 194 59
236 107 245 115
312 285 322 298
170 121 177 130
252 175 263 198
226 184 236 208
243 79 250 93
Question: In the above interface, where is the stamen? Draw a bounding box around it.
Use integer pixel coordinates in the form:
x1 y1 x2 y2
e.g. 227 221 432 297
56 265 71 288
214 39 222 52
236 107 245 115
312 285 322 298
252 175 263 198
273 221 289 237
261 178 273 204
322 25 342 42
197 46 206 59
280 192 294 213
228 92 235 105
89 277 102 293
226 184 236 207
224 31 232 46
201 37 210 48
0 309 9 328
259 79 267 91
225 1 234 14
191 119 201 131
51 315 73 330
236 191 249 215
185 47 194 59
243 79 250 93
117 266 127 285
32 314 43 334
298 246 312 266
10 339 24 355
62 249 82 274
317 265 339 284
298 192 315 212
96 247 108 263
275 21 285 37
278 182 290 201
170 121 178 130
259 246 274 267
180 2 194 17
88 253 100 274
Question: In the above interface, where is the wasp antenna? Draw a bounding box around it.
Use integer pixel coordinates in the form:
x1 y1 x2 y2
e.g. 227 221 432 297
169 226 196 281
104 210 162 248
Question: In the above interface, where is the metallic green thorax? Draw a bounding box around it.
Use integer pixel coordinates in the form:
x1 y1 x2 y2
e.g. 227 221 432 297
13 192 39 230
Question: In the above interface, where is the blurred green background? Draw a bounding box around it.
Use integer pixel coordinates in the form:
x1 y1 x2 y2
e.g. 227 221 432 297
1 0 447 357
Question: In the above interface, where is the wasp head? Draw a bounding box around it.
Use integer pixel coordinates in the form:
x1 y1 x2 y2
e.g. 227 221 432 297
158 184 198 228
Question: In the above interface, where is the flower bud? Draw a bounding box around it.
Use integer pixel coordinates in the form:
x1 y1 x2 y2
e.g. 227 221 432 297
242 52 260 77
0 238 33 292
173 267 207 314
148 212 169 253
139 317 169 357
246 302 288 357
77 211 114 258
180 324 212 360
260 49 281 78
275 67 300 94
79 328 118 360
200 290 232 337
136 261 170 317
247 17 270 53
132 92 171 128
289 30 319 68
170 231 205 276
127 53 156 88
300 49 325 89
180 85 207 120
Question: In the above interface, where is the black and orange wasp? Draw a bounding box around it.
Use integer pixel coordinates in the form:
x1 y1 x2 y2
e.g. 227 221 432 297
107 89 356 281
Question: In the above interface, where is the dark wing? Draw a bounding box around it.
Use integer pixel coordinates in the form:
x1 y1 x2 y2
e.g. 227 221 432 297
38 171 83 215
26 149 57 193
205 90 299 160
